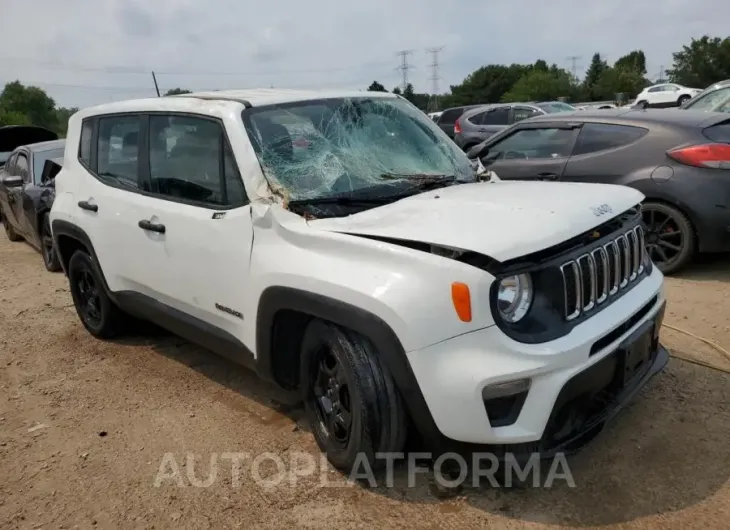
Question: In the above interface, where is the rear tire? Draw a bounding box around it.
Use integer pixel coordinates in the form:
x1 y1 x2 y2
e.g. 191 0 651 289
2 213 22 242
677 95 691 107
642 201 696 274
67 250 125 339
301 320 408 474
41 213 61 272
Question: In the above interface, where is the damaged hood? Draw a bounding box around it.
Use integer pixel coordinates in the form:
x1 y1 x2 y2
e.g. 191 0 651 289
308 181 644 262
0 125 58 152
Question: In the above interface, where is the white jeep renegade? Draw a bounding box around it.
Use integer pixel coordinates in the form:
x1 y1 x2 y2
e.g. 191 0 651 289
50 89 668 472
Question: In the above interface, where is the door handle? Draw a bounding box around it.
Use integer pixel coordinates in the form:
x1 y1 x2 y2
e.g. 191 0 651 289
537 173 558 181
78 200 98 212
138 219 166 234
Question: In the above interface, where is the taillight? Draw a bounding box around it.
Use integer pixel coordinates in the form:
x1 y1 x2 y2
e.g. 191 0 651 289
454 119 462 134
667 143 730 169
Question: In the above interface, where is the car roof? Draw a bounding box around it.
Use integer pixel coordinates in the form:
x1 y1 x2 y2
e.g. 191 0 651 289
524 108 730 127
27 139 66 153
75 89 400 119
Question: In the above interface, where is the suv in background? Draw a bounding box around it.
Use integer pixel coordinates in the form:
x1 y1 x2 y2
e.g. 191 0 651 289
454 104 544 150
51 89 667 473
435 104 482 138
454 102 577 151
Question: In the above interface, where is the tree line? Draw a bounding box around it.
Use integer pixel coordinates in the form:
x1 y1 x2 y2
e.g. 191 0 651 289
1 35 728 131
370 35 730 111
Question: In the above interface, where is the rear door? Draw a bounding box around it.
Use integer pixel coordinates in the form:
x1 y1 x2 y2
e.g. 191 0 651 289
479 121 580 181
9 151 32 237
0 153 20 228
560 122 650 184
476 106 511 136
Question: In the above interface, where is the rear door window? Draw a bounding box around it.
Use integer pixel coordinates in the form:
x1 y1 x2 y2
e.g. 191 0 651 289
572 123 647 155
481 108 510 126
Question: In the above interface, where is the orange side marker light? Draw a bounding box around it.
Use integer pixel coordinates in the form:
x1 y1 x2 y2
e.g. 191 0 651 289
451 282 472 322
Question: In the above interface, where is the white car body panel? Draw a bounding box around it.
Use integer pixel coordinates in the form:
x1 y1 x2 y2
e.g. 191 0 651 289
310 181 643 262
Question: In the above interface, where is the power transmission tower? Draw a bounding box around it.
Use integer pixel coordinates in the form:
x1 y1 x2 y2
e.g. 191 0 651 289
426 46 444 112
566 55 581 78
395 50 414 92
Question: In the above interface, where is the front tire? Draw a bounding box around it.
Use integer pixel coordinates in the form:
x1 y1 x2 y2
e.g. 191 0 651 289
2 213 22 242
642 201 696 274
67 250 125 338
636 100 649 109
677 94 691 107
301 320 408 473
41 213 61 272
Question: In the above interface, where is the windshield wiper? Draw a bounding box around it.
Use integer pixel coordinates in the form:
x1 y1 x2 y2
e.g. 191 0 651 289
379 172 454 181
288 196 394 207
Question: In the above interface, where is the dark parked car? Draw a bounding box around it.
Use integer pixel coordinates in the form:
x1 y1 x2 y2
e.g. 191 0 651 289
680 79 730 112
465 108 730 273
0 129 65 271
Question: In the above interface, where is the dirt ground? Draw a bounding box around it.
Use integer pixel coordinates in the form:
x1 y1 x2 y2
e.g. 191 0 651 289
1 235 729 530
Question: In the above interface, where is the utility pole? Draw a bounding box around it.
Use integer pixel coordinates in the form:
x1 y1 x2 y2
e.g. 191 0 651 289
151 71 161 97
426 46 444 112
657 65 664 82
566 56 581 79
395 50 414 93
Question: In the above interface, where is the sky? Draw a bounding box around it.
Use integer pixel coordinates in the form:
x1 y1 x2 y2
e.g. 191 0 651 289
0 0 727 109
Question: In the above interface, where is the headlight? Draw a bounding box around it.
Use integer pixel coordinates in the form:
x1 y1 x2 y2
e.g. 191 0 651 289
496 274 533 323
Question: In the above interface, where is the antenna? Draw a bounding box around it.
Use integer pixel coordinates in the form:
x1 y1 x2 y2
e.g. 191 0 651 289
426 46 444 112
151 71 161 97
395 50 414 92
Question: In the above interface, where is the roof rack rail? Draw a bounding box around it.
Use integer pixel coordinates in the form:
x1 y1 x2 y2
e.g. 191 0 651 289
175 94 252 108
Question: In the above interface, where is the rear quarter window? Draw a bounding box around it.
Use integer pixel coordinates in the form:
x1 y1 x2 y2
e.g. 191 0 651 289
703 121 730 143
572 123 648 155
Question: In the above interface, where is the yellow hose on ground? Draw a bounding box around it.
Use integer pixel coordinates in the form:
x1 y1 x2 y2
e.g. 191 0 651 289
662 323 730 374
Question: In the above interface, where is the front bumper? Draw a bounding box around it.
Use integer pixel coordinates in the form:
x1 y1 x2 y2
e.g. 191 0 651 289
406 266 667 455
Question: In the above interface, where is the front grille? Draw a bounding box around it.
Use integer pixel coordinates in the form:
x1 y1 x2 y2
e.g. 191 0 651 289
560 225 646 320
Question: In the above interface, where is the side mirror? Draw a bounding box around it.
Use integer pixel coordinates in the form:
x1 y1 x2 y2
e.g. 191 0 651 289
1 175 23 188
466 143 488 160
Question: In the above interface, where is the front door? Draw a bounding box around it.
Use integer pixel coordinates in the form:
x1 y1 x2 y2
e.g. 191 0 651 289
480 123 581 181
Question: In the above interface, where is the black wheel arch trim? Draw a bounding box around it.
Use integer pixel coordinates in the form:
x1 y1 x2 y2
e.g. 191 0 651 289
255 285 445 446
51 220 110 284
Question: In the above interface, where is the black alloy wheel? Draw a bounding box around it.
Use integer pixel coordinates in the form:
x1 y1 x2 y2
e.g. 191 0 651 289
76 267 103 329
301 320 408 473
311 344 353 449
642 201 695 274
67 250 125 338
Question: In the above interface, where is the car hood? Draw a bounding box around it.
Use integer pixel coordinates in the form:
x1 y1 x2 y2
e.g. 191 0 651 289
0 125 58 152
308 181 644 262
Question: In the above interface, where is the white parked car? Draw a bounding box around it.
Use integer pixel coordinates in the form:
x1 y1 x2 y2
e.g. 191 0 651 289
634 83 702 109
50 89 668 472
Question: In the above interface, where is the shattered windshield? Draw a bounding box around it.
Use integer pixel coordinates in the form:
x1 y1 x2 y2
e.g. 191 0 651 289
241 96 474 201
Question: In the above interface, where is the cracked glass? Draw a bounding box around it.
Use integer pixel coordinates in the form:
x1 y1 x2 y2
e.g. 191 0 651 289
241 97 475 203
